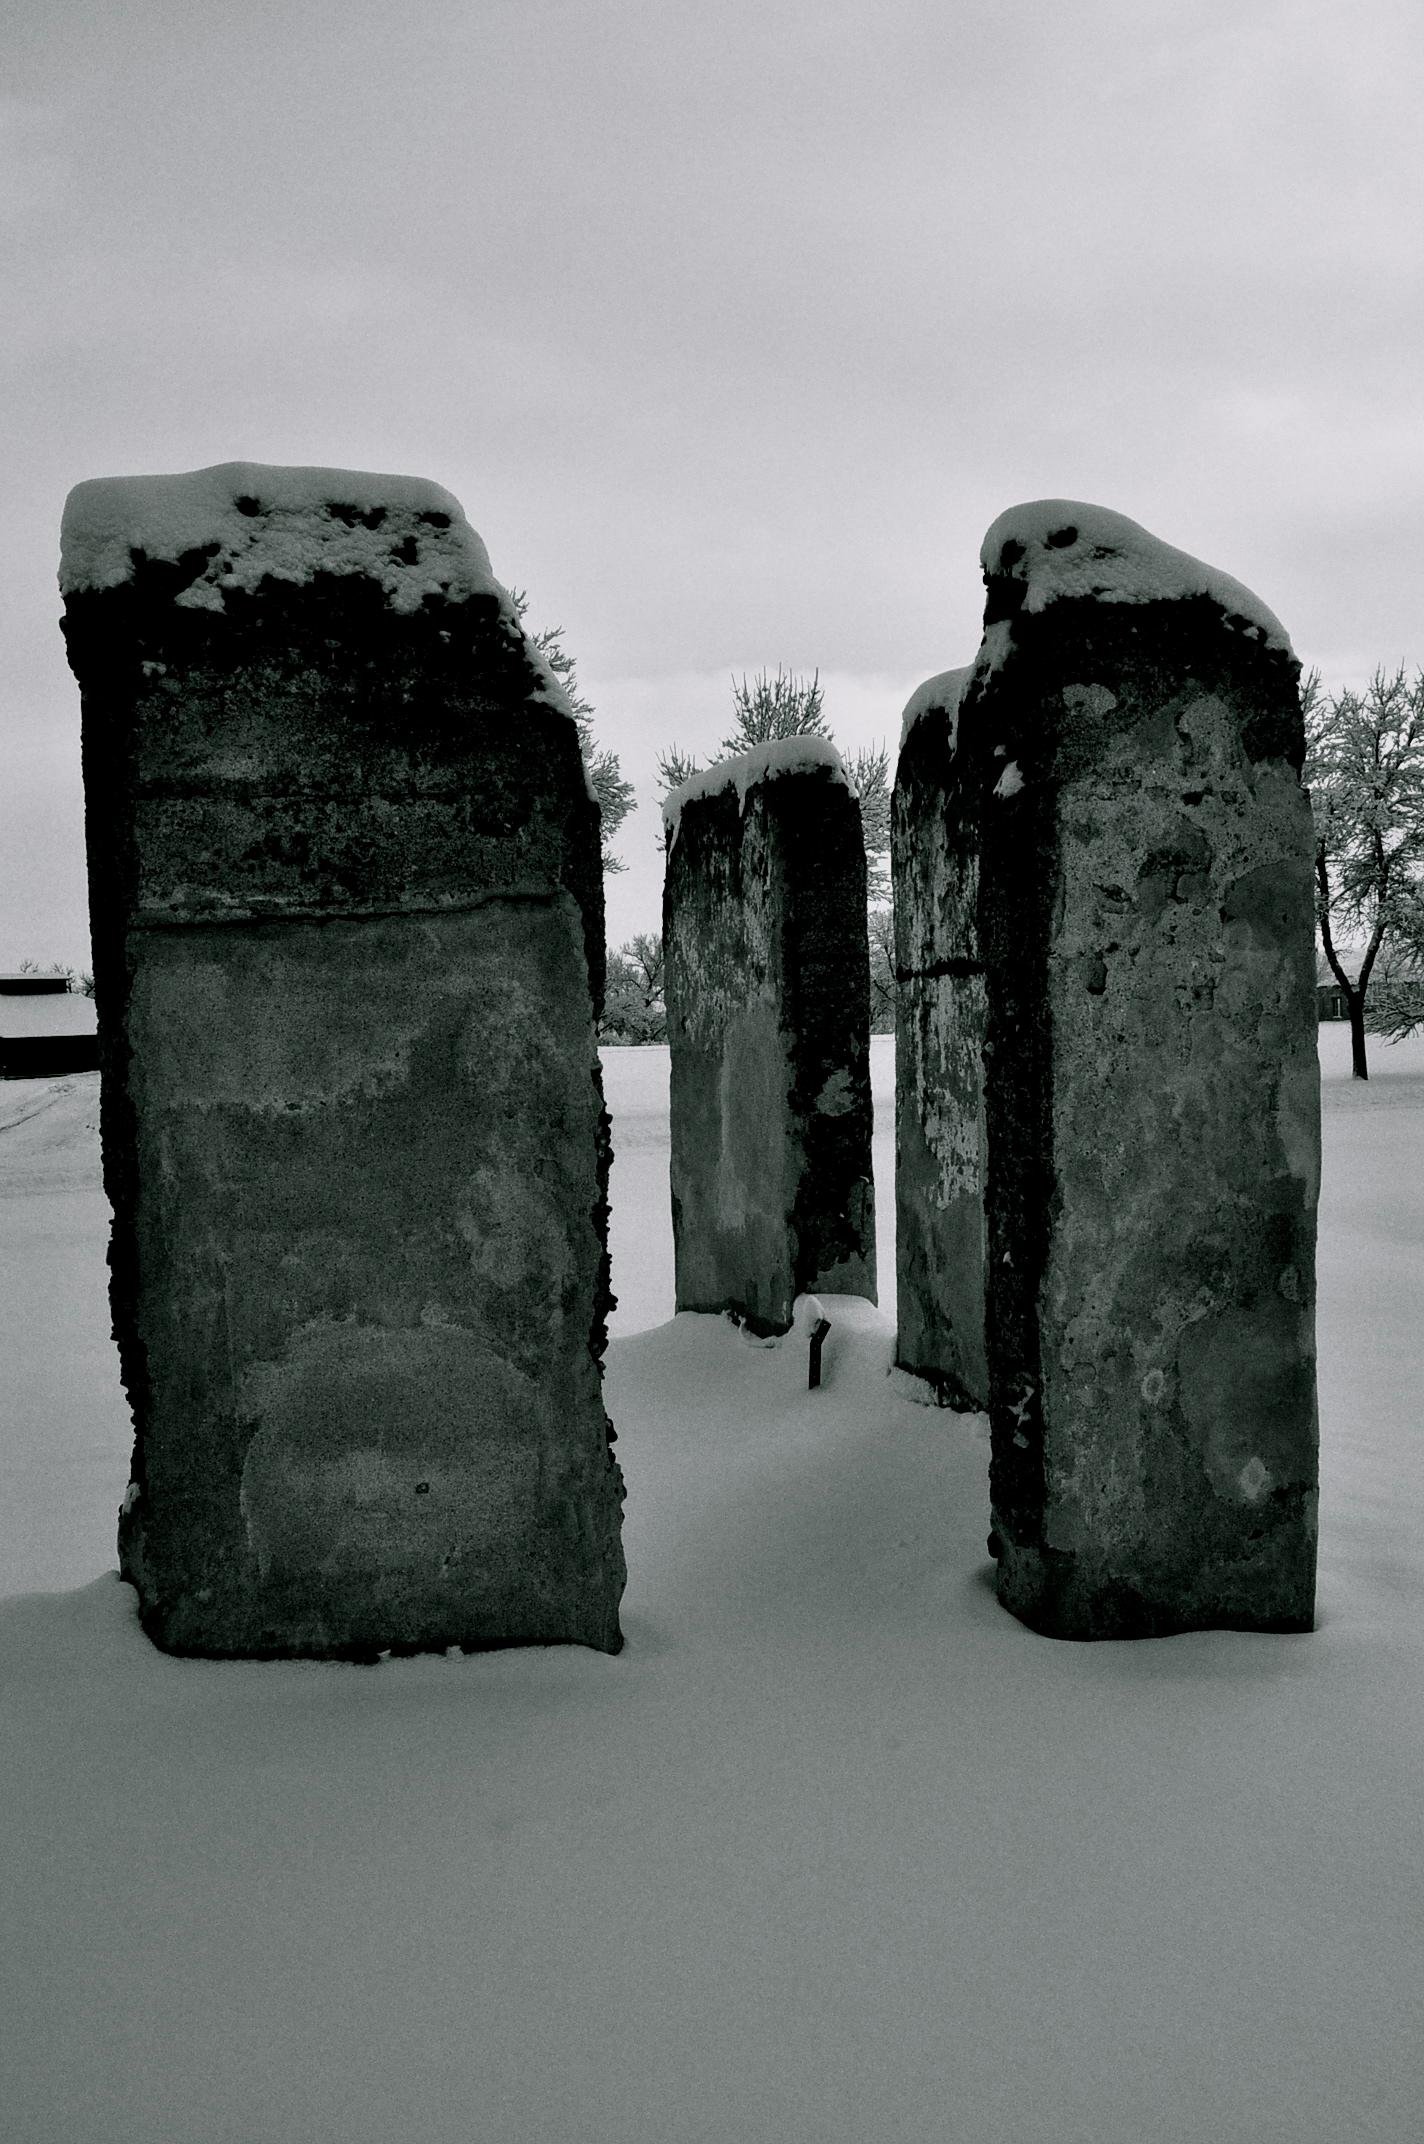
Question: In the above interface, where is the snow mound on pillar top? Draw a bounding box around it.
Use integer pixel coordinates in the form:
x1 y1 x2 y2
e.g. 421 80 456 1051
978 500 1293 658
59 461 517 625
662 734 849 849
899 666 973 753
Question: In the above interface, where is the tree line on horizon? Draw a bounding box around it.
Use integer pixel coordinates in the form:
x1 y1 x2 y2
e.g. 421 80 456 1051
15 604 1422 1081
602 656 1424 1081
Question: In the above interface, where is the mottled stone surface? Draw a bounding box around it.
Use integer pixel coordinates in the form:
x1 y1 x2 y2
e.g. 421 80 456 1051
892 671 987 1410
663 756 875 1334
61 479 625 1658
964 520 1319 1639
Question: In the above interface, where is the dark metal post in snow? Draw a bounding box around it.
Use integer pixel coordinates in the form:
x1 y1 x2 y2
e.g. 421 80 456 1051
807 1316 832 1389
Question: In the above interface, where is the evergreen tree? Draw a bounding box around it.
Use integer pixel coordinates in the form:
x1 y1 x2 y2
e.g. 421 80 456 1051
510 590 634 875
718 667 830 757
655 668 890 900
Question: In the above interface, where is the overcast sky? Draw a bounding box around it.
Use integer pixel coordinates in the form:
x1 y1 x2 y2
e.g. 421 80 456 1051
4 0 1422 965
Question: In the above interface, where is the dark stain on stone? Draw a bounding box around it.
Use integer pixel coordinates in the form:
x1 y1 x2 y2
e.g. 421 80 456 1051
1136 818 1213 919
894 953 984 984
1220 859 1298 948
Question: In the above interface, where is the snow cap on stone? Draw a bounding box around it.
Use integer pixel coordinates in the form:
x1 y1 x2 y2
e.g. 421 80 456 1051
978 500 1293 659
899 666 973 753
59 461 584 729
60 460 517 624
662 735 849 851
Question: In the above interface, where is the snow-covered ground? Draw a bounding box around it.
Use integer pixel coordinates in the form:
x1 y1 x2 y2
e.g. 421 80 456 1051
2 1027 1421 2143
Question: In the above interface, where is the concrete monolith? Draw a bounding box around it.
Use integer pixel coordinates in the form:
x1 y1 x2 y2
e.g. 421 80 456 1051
966 501 1319 1639
61 462 625 1657
663 740 876 1335
891 667 987 1410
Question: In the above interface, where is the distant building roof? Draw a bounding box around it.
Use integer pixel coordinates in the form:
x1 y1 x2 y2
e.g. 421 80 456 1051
0 974 73 995
0 993 97 1039
1317 945 1424 987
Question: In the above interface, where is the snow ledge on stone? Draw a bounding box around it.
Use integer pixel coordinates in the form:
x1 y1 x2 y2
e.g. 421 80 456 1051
898 666 973 754
662 735 849 849
978 500 1293 662
58 461 587 734
59 461 519 625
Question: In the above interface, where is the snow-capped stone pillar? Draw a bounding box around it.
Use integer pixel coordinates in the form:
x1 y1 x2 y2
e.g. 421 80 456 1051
60 462 625 1658
966 502 1319 1639
663 741 876 1335
891 667 988 1411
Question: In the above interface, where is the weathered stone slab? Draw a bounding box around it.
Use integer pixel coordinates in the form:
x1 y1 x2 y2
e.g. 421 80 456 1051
891 668 987 1410
663 740 876 1334
963 501 1319 1639
60 462 625 1658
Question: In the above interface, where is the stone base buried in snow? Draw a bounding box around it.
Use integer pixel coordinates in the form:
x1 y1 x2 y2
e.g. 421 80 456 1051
954 504 1317 1640
664 745 876 1334
2 1021 1424 2144
61 462 622 1658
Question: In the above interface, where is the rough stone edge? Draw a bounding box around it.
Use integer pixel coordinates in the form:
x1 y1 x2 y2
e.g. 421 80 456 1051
63 564 623 1659
965 578 1316 1641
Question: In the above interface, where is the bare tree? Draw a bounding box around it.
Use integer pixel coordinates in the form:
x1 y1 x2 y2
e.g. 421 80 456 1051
16 957 93 997
510 590 634 875
1362 916 1424 1042
600 932 666 1044
845 742 890 904
1305 665 1424 1078
867 901 896 1033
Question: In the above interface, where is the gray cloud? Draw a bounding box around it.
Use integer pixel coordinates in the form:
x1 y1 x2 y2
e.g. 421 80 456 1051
4 0 1422 963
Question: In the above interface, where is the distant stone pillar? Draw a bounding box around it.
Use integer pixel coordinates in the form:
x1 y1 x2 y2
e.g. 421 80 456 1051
663 741 876 1335
891 667 988 1410
61 462 625 1658
966 502 1319 1638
